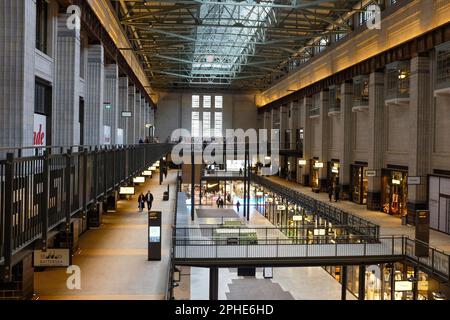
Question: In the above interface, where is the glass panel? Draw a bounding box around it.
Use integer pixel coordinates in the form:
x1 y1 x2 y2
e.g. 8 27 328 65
192 111 200 137
203 112 211 138
215 96 223 109
214 112 223 137
203 95 211 109
192 95 200 108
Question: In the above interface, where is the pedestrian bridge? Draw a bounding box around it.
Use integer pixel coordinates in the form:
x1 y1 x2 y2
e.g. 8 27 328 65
172 193 450 283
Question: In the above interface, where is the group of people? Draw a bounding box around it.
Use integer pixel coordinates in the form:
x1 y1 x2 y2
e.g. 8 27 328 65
216 197 225 208
138 190 154 212
328 184 341 202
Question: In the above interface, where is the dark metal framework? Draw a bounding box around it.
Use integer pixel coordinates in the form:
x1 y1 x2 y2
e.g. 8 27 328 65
109 0 370 90
0 143 172 282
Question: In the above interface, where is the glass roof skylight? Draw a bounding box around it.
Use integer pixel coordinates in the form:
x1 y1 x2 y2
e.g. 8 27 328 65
190 0 276 83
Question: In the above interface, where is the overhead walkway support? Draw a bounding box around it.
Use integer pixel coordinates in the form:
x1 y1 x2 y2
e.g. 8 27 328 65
0 143 173 288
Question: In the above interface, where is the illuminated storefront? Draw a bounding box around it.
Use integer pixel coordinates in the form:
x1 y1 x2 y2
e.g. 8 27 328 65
350 164 369 205
381 168 408 217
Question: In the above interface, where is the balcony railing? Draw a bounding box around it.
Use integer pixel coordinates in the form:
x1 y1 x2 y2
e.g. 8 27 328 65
386 61 410 102
436 42 450 91
0 143 172 268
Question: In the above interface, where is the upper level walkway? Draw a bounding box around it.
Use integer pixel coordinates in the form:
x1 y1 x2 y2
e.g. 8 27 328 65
265 176 450 254
172 192 450 284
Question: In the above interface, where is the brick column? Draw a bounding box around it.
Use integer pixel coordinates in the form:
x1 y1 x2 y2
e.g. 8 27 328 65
104 64 119 145
134 92 142 142
300 97 312 186
53 14 81 146
127 85 136 145
407 55 432 222
318 91 329 191
0 0 36 148
118 77 129 144
339 82 354 198
85 44 104 146
367 72 385 211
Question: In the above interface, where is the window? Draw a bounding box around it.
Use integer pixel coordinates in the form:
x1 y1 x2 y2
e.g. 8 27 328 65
192 95 200 108
215 96 223 109
203 112 211 138
203 96 211 108
359 2 377 25
214 112 223 137
36 0 48 54
192 111 200 137
35 79 51 116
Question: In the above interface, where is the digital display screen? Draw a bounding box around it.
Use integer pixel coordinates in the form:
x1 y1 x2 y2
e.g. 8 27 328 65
149 227 161 243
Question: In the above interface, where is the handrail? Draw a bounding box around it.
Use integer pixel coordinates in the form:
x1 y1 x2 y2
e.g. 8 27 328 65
250 174 380 237
0 143 173 274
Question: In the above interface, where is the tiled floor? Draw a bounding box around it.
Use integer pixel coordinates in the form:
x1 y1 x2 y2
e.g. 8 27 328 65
186 203 357 300
266 176 450 253
34 172 177 300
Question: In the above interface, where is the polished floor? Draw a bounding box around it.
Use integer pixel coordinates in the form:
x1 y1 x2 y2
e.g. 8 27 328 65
34 172 177 300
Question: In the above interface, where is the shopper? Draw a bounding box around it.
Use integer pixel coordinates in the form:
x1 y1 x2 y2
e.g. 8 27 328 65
239 168 243 176
328 184 333 202
138 193 145 212
216 197 221 208
334 185 340 202
138 138 144 144
236 201 241 213
146 190 154 212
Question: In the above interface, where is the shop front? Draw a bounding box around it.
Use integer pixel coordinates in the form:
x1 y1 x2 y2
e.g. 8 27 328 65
310 159 324 192
381 168 408 217
350 163 369 205
328 160 340 189
429 174 450 235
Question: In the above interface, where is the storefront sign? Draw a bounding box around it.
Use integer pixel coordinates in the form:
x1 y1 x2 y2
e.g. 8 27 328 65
119 187 135 195
314 162 324 169
277 205 286 211
266 198 273 203
407 176 421 185
34 114 47 155
256 191 264 197
298 159 307 166
292 215 303 221
33 248 70 267
366 170 377 177
121 111 132 118
313 229 326 236
142 171 153 176
395 281 413 292
133 177 145 184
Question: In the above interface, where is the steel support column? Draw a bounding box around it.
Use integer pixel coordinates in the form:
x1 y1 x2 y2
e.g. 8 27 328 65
341 265 348 300
1 153 14 282
191 143 195 221
209 267 219 301
358 264 366 300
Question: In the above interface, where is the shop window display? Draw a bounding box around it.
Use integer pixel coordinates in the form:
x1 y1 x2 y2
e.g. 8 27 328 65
351 165 368 205
382 169 408 216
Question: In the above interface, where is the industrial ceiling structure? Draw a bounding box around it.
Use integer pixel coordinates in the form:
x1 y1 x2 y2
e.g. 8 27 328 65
110 0 366 90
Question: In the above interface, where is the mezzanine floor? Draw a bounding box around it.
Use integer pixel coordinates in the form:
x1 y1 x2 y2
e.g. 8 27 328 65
266 176 450 253
33 172 177 300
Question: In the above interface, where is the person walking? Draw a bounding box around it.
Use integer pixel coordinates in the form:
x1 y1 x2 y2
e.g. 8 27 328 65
236 201 241 213
216 197 221 208
239 168 243 176
146 190 154 212
334 185 340 202
328 184 334 202
138 193 145 212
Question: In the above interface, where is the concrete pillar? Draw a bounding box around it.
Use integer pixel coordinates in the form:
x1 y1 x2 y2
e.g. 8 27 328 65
85 44 104 146
141 96 146 139
53 14 81 146
339 82 354 198
317 91 329 190
367 72 386 211
408 55 432 221
134 91 141 142
118 77 129 145
0 0 36 148
127 85 136 145
103 64 119 145
300 97 312 185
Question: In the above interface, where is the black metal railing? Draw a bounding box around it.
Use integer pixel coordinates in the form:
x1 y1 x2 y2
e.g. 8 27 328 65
0 143 173 267
250 174 380 237
173 231 450 282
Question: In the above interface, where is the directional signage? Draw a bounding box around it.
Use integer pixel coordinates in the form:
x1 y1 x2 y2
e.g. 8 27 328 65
408 176 421 185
